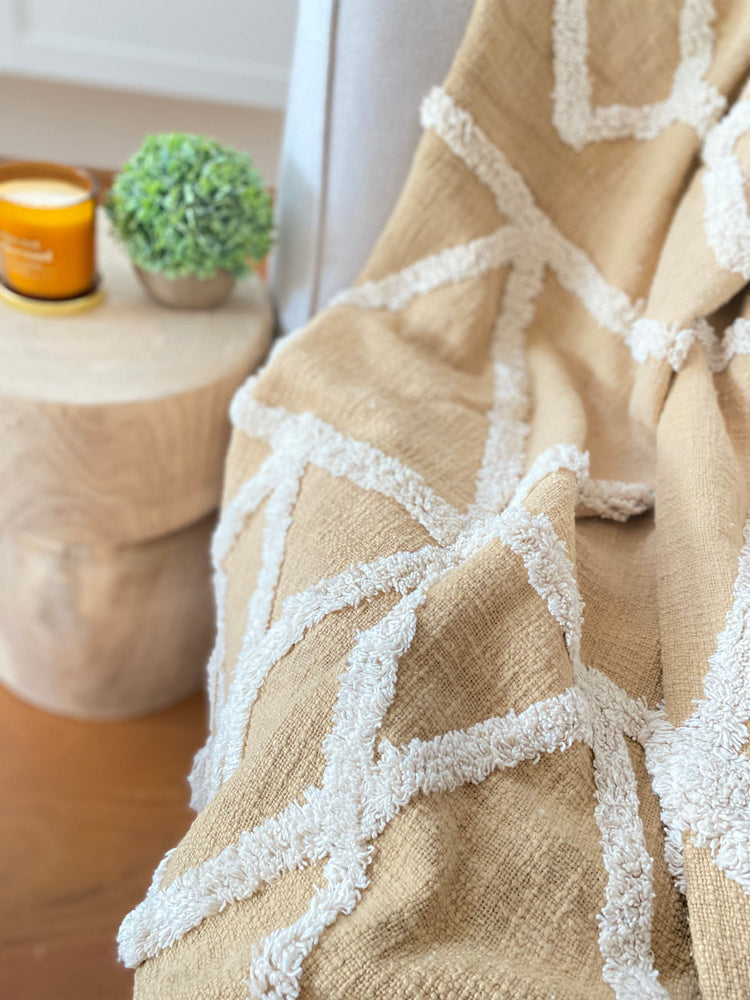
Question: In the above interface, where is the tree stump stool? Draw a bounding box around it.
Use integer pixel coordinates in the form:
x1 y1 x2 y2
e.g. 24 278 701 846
0 216 272 718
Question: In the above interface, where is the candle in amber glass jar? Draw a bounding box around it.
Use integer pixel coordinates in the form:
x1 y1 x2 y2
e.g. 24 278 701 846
0 162 98 301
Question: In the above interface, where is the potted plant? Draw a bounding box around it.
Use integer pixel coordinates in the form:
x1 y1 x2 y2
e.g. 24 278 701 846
106 133 273 309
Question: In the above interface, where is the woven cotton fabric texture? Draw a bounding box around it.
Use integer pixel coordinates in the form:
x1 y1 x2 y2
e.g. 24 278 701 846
121 2 750 997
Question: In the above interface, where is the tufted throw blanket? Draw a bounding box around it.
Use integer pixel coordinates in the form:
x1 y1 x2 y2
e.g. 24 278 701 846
120 2 750 997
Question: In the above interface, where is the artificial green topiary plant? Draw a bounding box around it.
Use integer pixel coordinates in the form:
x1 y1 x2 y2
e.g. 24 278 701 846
106 133 274 280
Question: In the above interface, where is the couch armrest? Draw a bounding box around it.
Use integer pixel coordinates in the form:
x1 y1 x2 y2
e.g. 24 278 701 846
271 0 473 333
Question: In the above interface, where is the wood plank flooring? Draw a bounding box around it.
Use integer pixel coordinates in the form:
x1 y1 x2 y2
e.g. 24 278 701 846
0 684 206 1000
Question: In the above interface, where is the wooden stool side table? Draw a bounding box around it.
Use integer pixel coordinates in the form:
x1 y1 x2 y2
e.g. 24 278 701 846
0 216 272 718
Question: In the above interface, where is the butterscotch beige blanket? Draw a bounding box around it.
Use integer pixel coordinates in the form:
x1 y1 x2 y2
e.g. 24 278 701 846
120 2 750 997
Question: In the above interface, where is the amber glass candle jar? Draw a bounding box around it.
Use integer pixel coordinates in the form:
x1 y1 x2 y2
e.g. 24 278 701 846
0 162 98 300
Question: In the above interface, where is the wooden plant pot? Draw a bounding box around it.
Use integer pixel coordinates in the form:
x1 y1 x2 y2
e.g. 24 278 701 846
135 267 235 309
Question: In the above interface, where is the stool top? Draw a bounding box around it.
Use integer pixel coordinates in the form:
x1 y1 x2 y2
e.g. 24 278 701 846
0 211 273 404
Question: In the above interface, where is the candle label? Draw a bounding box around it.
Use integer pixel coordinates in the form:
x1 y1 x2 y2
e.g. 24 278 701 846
1 232 55 266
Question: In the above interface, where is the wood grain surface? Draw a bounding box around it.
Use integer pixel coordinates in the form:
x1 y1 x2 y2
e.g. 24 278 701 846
0 210 272 718
0 377 242 545
0 684 206 1000
0 517 215 719
0 214 273 546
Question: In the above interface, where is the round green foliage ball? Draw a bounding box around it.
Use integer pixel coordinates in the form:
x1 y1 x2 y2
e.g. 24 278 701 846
106 133 274 280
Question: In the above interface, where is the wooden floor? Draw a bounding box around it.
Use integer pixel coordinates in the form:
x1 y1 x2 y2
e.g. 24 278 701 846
0 683 206 1000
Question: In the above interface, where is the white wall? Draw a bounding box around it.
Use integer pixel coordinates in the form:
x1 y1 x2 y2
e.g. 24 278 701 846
0 73 285 183
0 0 298 183
0 0 298 110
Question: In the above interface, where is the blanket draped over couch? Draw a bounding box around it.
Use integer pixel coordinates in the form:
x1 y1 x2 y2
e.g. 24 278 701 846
120 1 750 996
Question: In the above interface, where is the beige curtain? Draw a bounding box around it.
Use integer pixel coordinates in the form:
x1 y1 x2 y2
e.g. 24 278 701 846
121 2 750 997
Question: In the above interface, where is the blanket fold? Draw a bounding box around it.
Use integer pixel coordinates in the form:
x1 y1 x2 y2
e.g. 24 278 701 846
122 2 750 997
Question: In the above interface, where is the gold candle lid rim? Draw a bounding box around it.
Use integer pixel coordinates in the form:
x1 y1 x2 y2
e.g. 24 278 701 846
0 279 105 316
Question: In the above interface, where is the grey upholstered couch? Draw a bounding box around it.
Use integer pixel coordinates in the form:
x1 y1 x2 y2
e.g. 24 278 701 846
271 0 474 334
